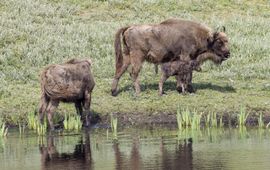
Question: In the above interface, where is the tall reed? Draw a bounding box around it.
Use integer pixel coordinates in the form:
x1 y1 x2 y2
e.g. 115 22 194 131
258 113 264 128
0 121 8 137
63 113 82 131
238 106 249 127
176 107 201 130
111 114 118 140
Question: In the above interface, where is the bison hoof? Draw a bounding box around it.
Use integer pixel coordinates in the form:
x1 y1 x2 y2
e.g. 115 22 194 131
159 91 167 96
187 85 195 93
176 86 183 93
111 89 118 96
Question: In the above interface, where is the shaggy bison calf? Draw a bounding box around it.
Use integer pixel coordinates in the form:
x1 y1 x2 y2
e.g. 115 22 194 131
38 59 95 130
159 52 224 95
159 60 199 96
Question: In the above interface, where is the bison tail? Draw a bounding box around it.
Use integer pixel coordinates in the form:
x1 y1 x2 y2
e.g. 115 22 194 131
114 26 129 72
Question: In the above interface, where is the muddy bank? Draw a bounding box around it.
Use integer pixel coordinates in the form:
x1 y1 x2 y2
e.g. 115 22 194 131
98 111 270 127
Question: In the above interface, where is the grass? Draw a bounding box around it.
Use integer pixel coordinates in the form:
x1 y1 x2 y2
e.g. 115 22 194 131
0 0 270 125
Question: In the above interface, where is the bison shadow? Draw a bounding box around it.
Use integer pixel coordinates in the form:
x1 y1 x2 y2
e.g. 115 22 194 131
119 81 236 94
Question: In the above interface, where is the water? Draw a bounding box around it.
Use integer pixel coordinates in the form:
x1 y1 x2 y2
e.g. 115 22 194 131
0 127 270 170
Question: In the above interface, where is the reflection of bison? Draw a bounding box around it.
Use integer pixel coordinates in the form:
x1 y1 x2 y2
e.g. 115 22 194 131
39 134 92 170
38 59 95 130
111 18 230 96
160 52 225 95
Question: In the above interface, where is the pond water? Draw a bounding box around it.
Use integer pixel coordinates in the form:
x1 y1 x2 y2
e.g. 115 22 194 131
0 127 270 170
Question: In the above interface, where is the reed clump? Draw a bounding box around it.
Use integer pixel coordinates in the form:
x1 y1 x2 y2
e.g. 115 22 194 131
63 113 82 132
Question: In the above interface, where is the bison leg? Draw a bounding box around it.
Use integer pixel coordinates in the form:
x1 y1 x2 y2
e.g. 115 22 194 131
154 64 159 74
83 90 92 127
186 72 195 93
130 52 144 95
38 94 49 124
111 55 130 96
75 101 83 116
159 73 169 96
176 75 183 93
46 100 59 130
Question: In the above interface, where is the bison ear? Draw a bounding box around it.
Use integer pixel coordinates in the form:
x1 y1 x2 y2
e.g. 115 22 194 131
215 26 226 33
221 26 226 32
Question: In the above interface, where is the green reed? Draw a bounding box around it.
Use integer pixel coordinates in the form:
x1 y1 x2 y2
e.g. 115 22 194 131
111 114 118 140
36 121 47 136
205 112 218 128
258 113 264 128
18 122 26 135
27 111 37 130
191 111 202 130
176 108 182 130
176 108 201 130
0 122 8 137
267 122 270 129
219 115 224 128
63 113 82 131
238 106 249 127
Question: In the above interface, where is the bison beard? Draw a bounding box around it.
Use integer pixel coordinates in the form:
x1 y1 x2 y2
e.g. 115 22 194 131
111 18 230 96
38 59 95 130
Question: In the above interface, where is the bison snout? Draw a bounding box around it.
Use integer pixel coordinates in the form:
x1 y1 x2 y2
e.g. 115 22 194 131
223 51 230 59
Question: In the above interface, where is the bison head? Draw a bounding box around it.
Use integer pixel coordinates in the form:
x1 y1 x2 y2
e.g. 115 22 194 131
208 30 230 64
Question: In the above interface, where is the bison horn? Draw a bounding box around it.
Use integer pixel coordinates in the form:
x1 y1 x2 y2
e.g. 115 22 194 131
215 26 226 33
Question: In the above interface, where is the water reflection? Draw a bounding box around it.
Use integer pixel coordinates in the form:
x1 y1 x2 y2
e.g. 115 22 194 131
0 128 270 170
113 137 142 170
39 132 92 170
160 138 193 170
112 136 193 170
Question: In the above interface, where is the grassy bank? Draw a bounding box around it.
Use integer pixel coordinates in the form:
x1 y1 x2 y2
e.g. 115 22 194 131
0 0 270 125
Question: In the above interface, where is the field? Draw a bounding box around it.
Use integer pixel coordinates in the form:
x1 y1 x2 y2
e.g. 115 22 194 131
0 0 270 125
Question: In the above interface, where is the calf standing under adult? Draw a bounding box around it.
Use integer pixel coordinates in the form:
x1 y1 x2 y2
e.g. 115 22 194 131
111 18 230 96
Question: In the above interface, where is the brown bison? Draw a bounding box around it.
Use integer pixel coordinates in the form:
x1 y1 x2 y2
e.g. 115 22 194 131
159 52 224 95
38 59 95 130
111 18 230 96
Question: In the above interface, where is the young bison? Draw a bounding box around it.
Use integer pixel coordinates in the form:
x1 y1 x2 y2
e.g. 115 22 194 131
159 52 223 95
38 59 95 130
159 60 199 96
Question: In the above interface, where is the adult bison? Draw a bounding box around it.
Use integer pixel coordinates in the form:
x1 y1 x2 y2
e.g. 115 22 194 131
111 18 230 96
38 59 95 130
